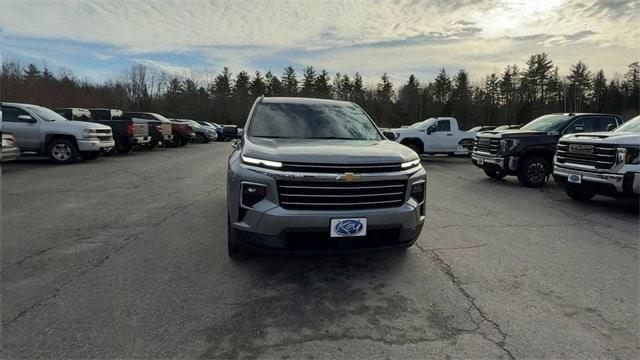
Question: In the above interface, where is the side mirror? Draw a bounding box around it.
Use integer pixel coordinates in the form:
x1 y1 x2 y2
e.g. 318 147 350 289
18 114 37 123
382 130 397 140
231 139 240 150
607 123 617 131
426 126 435 135
222 125 239 137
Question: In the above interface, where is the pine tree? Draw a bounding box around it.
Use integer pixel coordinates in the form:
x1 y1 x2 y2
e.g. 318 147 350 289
300 66 316 97
397 74 421 124
351 73 365 103
314 70 332 99
568 61 592 112
591 70 607 112
250 71 266 98
281 66 298 96
525 52 554 104
433 68 452 105
452 70 472 128
265 70 283 97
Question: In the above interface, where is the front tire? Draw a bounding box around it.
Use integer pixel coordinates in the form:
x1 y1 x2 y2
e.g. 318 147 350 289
228 215 254 261
49 138 79 164
195 133 207 143
484 169 506 180
565 184 595 202
517 156 550 188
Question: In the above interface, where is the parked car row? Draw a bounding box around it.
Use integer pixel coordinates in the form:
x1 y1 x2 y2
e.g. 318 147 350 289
0 102 237 164
470 113 639 202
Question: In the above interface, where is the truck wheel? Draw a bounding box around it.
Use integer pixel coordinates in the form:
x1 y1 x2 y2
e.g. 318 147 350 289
565 184 595 202
195 133 206 143
227 214 254 261
166 135 180 148
147 141 158 150
49 138 79 164
517 156 550 188
179 137 188 146
484 169 506 180
117 144 133 154
80 151 100 160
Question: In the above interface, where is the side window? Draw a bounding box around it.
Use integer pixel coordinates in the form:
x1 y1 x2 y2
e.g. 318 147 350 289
436 120 451 132
565 117 594 134
1 106 30 122
590 117 618 132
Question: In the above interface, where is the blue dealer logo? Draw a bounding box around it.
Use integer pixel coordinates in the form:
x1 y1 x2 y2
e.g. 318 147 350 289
335 220 364 236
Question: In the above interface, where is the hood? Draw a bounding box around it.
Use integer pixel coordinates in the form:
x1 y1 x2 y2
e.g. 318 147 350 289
52 120 111 131
478 129 547 139
243 137 419 164
562 131 640 145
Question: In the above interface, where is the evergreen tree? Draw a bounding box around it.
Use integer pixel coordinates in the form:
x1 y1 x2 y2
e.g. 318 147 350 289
397 74 421 125
351 73 365 103
300 66 316 97
281 66 298 96
524 52 554 104
591 70 607 112
452 70 473 128
314 70 332 99
568 61 592 112
265 70 283 97
433 68 452 105
250 71 266 98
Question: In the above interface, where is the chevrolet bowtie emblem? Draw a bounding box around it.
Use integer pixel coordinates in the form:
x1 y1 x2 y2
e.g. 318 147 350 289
339 172 358 182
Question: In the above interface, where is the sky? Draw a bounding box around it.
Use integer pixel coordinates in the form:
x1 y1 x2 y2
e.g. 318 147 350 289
2 0 639 85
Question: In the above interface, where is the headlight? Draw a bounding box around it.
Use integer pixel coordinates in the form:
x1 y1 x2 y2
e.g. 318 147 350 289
401 159 421 169
83 129 98 139
499 139 519 153
241 155 282 168
410 180 426 204
617 147 640 164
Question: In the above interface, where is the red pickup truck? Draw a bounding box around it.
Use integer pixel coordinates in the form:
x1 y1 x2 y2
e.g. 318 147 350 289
168 121 196 147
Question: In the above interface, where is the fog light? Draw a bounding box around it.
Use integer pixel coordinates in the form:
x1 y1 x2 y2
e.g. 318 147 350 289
411 180 425 204
242 183 267 207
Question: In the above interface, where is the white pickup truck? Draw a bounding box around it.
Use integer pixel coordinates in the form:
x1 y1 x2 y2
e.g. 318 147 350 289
392 117 478 155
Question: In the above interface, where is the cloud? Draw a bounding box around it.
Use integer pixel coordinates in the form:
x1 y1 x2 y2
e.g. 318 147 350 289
2 0 638 82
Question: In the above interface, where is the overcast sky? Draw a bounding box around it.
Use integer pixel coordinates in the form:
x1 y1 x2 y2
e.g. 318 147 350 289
2 0 639 84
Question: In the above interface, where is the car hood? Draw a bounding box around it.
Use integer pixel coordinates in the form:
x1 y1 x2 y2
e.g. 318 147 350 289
562 131 640 145
243 137 419 164
477 129 547 139
51 120 111 131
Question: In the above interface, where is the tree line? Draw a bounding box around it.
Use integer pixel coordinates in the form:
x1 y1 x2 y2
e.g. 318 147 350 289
1 53 638 129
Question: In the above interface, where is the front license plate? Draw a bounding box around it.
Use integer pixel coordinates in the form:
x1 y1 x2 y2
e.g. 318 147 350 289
330 218 367 238
477 158 484 165
567 174 582 184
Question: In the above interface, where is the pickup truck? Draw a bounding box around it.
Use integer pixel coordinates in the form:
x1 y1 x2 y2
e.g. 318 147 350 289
168 120 195 147
392 117 477 155
122 112 173 148
56 108 150 154
553 115 639 201
226 97 426 260
472 113 623 187
1 102 114 163
172 119 217 143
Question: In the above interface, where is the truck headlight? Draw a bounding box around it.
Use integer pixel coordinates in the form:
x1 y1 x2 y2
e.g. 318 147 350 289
410 180 426 204
617 147 640 164
241 155 282 168
499 139 519 154
241 183 267 207
401 159 421 169
83 129 98 139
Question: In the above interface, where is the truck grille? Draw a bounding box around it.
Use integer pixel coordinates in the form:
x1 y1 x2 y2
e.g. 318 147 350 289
474 137 500 155
556 142 616 169
281 162 403 173
277 179 407 210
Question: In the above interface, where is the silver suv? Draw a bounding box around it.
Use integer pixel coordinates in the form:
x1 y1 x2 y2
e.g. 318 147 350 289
226 97 426 260
1 103 114 163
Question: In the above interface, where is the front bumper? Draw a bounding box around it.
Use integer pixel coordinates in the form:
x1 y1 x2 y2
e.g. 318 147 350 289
163 134 174 141
77 139 115 152
553 165 640 194
1 146 20 162
228 157 427 253
131 136 150 145
471 153 518 172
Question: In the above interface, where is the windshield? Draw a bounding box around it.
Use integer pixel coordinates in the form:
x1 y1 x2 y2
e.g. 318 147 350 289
520 114 572 132
28 105 69 122
614 116 640 133
249 102 381 140
409 119 433 129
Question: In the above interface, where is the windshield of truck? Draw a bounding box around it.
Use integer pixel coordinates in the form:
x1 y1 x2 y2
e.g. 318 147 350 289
28 105 69 122
249 102 382 140
614 116 640 133
520 114 572 132
409 119 433 129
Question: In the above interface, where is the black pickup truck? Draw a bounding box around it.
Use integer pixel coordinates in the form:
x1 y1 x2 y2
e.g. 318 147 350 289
472 113 623 187
56 108 151 153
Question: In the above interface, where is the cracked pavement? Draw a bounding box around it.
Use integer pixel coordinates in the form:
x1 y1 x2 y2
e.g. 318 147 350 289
1 145 638 359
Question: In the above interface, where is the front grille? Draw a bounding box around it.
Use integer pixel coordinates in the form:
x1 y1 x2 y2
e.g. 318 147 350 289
277 179 407 210
281 162 403 173
96 129 111 134
556 142 616 169
97 135 113 142
474 137 500 155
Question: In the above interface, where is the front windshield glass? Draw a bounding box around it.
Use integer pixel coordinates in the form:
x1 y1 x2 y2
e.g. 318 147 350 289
520 114 572 132
614 116 640 133
28 105 68 122
249 102 381 140
409 119 433 129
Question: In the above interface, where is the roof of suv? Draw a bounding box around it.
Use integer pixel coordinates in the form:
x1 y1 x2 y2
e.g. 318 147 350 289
261 97 352 106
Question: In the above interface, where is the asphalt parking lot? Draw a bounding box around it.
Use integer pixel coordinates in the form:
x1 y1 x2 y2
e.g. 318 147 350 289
1 143 638 359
